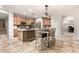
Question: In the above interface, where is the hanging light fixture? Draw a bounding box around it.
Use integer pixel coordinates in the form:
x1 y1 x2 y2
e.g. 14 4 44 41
43 5 51 19
42 5 51 28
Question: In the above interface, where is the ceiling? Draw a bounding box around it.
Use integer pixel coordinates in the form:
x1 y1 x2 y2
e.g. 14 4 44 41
1 5 79 18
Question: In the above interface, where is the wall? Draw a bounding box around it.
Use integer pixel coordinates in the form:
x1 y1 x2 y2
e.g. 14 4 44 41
0 10 14 40
51 12 79 40
51 15 62 38
0 10 10 38
52 12 79 40
51 17 56 28
6 17 8 37
74 15 79 40
8 12 14 40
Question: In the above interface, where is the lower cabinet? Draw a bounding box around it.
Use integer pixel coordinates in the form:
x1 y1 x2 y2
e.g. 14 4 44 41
18 30 36 42
14 29 18 37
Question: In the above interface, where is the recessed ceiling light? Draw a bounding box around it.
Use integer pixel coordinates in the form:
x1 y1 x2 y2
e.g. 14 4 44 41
63 20 69 24
64 16 74 20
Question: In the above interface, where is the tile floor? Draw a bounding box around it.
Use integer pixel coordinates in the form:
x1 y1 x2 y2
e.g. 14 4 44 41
0 33 79 53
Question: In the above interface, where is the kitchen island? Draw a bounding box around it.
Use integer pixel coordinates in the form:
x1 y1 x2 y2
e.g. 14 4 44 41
18 28 36 42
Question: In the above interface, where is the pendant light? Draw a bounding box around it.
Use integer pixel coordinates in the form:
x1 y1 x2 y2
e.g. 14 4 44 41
43 5 51 19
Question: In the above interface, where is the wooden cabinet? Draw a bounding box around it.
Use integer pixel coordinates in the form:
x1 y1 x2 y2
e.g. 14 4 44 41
43 19 50 25
26 18 35 25
18 29 36 42
0 20 6 34
13 15 35 37
20 17 26 23
14 16 21 25
14 29 18 37
14 16 35 25
42 17 51 28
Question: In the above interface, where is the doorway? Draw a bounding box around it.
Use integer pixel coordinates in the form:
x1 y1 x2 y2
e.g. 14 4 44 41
0 12 8 40
0 19 6 34
61 16 75 38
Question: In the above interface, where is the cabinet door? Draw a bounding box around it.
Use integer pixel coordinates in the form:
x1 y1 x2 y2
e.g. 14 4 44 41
17 16 21 25
18 31 23 41
19 17 26 24
14 16 21 25
43 19 50 25
14 16 17 25
0 20 6 30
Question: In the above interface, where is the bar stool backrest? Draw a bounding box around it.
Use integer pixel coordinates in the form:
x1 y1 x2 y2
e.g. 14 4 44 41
50 28 56 39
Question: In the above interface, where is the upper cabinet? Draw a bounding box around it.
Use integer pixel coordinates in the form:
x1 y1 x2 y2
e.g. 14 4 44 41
14 15 35 26
26 18 35 25
42 17 51 28
14 16 21 25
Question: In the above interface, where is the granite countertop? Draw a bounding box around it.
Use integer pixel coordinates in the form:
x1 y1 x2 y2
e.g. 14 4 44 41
17 28 36 31
17 28 56 31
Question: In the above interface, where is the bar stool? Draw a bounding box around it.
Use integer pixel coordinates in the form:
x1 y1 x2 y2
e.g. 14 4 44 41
35 30 50 50
49 28 56 47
